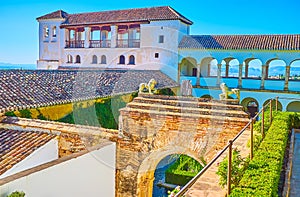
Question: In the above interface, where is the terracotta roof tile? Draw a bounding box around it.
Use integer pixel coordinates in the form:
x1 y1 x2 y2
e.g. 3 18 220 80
179 35 300 50
0 70 178 113
0 129 56 176
55 6 192 26
37 10 68 20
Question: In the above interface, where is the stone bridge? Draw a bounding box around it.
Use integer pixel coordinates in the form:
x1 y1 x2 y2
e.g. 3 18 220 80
116 94 249 197
0 94 250 197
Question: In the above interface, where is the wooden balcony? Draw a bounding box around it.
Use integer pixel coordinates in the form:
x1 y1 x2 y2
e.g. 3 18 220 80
65 40 84 48
117 39 140 48
89 40 111 48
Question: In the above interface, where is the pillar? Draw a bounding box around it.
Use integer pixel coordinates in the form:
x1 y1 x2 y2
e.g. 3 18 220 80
284 65 291 91
216 63 222 86
245 64 249 78
238 63 243 88
225 64 229 77
196 63 201 86
111 25 117 48
260 65 267 89
84 27 91 48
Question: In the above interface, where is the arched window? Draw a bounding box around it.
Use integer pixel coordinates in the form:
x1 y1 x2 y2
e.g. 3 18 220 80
101 55 107 64
75 55 81 63
52 26 57 37
44 26 49 38
129 55 135 65
92 55 97 64
119 55 125 64
67 55 73 63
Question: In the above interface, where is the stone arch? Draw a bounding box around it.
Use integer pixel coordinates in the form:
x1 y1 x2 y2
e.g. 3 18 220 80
286 101 300 112
199 57 214 77
129 55 135 65
119 55 125 64
263 99 282 111
200 94 213 99
179 57 197 76
266 59 286 79
290 59 300 80
136 146 204 197
101 55 107 64
245 58 262 78
75 55 81 63
67 55 73 63
209 59 218 76
92 55 97 64
227 59 240 77
241 97 259 117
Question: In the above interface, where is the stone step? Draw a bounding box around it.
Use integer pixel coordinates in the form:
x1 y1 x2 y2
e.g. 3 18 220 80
138 93 240 106
133 97 244 111
120 107 250 123
126 102 249 119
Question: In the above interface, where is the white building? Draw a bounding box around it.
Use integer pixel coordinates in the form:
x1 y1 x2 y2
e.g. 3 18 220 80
36 6 192 80
37 6 300 113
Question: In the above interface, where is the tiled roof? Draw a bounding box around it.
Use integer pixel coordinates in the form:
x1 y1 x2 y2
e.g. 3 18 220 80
58 6 192 26
0 129 55 175
37 10 68 20
179 35 300 50
0 70 178 113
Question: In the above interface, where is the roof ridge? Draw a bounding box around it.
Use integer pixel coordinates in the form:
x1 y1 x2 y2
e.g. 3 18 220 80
68 5 170 16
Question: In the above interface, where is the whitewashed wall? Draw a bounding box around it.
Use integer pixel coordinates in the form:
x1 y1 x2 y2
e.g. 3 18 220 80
0 143 116 197
0 138 58 179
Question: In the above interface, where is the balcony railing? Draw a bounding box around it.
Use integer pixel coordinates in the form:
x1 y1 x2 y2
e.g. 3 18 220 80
89 40 111 48
65 40 84 48
117 39 140 48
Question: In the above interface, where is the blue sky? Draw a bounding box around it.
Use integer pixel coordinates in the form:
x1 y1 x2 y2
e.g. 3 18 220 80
0 0 299 64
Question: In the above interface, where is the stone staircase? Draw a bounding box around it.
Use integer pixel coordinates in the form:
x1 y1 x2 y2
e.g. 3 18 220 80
121 93 249 122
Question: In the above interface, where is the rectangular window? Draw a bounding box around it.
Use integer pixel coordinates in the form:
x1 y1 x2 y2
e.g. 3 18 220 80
155 53 159 58
158 35 164 43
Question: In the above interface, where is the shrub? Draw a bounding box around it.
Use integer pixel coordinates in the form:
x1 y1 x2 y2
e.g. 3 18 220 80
230 112 296 197
165 155 203 186
7 191 25 197
216 149 249 189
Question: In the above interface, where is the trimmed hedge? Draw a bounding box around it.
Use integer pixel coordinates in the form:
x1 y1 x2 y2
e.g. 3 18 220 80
230 112 299 197
165 155 203 186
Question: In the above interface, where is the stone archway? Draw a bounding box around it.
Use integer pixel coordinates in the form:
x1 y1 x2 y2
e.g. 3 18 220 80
241 97 259 118
136 145 204 197
179 57 197 76
263 99 283 111
287 101 300 112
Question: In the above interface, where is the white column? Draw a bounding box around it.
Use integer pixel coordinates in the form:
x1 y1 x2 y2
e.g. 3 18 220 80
84 27 91 48
238 63 243 88
260 65 267 89
196 63 201 86
110 25 117 48
284 65 290 91
216 63 222 86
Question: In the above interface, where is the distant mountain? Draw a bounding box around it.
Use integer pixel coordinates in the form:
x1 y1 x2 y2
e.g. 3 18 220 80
0 63 36 70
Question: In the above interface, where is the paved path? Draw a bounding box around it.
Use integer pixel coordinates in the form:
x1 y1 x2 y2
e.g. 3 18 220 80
185 128 251 197
289 131 300 196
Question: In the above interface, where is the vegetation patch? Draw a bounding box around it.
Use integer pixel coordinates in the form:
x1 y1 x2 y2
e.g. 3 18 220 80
229 112 300 197
165 155 203 186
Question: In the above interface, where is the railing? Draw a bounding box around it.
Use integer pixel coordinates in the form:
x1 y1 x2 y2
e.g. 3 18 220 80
175 98 277 197
89 40 111 48
65 40 84 48
116 39 140 48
